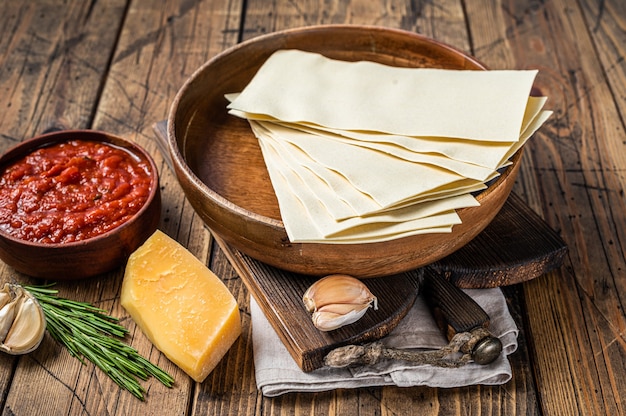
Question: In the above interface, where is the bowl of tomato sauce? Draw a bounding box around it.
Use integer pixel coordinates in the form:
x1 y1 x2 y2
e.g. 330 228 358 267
0 130 161 279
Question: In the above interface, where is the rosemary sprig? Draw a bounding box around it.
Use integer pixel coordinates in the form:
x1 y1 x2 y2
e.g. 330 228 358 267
24 284 175 401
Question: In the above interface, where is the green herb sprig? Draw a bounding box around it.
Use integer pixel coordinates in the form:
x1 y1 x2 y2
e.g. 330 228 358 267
24 284 174 400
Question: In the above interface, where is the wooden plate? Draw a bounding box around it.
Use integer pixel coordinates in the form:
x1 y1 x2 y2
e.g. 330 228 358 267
167 25 523 278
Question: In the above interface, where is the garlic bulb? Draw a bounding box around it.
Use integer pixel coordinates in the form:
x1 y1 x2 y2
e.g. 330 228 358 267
0 283 46 355
303 274 378 331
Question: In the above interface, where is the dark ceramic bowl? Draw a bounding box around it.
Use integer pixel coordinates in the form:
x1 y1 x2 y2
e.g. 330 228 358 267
0 130 161 279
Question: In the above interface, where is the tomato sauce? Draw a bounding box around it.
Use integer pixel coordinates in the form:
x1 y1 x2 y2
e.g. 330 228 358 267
0 140 153 244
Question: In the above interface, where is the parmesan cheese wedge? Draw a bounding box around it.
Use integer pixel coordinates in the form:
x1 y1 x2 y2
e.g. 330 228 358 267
121 230 241 383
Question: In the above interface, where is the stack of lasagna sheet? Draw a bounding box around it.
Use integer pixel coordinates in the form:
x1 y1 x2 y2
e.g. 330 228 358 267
226 50 551 244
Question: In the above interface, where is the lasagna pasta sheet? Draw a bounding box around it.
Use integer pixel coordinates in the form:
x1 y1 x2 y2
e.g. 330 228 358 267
230 95 549 170
257 135 478 241
228 49 538 141
227 50 551 244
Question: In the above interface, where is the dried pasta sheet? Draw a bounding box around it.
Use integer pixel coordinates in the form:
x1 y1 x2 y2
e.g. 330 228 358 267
231 95 549 170
258 120 496 181
228 49 539 141
226 50 551 244
258 135 471 243
255 123 480 236
254 121 475 209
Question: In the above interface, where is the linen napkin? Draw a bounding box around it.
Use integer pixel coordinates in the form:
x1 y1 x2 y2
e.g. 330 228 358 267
251 287 518 397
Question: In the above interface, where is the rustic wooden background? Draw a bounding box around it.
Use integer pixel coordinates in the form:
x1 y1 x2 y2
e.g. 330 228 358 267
0 0 625 415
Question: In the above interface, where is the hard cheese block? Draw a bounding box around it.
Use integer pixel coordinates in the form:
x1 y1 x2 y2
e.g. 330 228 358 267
121 230 241 382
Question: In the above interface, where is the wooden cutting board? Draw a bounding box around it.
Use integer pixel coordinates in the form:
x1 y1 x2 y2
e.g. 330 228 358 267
215 193 567 371
153 122 567 372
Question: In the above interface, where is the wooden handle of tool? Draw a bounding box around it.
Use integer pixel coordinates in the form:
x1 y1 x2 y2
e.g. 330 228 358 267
422 268 502 365
423 268 490 336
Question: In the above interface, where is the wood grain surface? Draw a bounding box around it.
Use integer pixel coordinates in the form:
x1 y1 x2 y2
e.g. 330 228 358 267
0 0 624 415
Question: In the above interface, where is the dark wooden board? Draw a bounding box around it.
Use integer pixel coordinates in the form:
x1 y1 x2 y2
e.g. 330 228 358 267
218 237 421 372
430 192 569 288
153 121 567 372
214 193 566 372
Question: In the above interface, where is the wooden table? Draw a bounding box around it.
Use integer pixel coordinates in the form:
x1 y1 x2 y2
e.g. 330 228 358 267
0 0 624 414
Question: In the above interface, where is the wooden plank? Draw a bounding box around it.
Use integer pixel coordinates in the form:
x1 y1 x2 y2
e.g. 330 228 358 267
0 0 129 414
430 193 567 288
0 1 127 147
465 0 626 414
579 0 626 305
218 237 420 372
579 0 626 119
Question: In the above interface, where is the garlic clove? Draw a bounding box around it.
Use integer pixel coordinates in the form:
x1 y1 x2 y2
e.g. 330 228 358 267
0 290 10 309
303 274 377 312
0 296 19 341
312 308 370 331
316 301 371 316
0 283 46 355
3 297 45 354
303 274 378 331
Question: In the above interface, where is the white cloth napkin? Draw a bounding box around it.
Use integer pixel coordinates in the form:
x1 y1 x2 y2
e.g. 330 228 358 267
251 287 518 397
